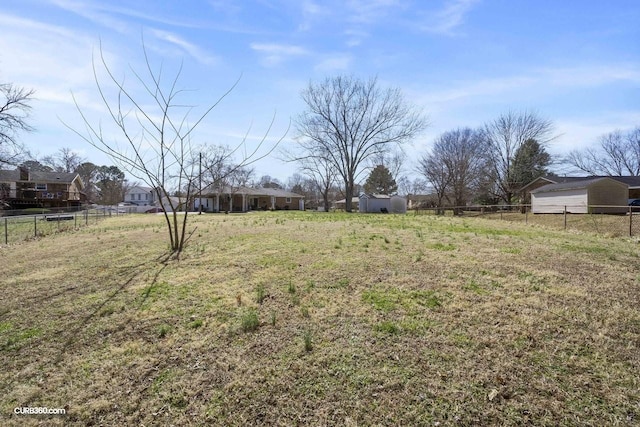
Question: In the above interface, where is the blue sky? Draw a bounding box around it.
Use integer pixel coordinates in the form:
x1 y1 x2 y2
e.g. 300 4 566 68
1 0 639 182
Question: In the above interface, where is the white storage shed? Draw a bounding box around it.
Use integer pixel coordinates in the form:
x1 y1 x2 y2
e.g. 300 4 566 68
530 177 628 214
359 194 407 213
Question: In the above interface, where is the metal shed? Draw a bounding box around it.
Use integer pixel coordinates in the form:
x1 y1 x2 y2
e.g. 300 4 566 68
359 194 407 213
530 177 629 214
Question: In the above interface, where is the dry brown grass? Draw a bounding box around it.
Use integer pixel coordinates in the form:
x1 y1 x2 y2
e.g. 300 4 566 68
0 211 639 426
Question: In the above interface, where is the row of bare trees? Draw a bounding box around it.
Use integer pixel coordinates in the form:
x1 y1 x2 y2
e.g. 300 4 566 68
568 128 640 176
287 77 560 210
417 112 555 208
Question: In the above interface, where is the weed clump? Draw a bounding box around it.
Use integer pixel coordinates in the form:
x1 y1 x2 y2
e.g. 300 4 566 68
240 309 259 332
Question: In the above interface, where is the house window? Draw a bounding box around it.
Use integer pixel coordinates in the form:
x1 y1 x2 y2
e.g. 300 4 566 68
130 194 135 201
138 194 141 200
286 197 291 203
145 194 149 200
36 183 47 191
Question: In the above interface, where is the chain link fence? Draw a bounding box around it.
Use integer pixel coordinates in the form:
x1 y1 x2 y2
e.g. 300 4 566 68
413 204 640 238
1 206 134 245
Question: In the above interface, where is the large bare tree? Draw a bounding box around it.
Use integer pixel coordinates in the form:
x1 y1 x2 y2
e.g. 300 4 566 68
295 76 426 212
0 82 35 166
482 110 555 203
68 43 282 258
42 147 86 173
567 127 640 176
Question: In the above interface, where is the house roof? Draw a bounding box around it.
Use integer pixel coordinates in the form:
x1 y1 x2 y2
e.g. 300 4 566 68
530 177 628 194
360 193 391 199
200 185 303 198
334 197 360 204
519 175 588 192
604 176 640 188
126 186 154 193
0 168 82 186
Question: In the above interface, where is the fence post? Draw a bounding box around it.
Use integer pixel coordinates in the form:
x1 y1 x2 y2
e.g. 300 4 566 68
630 206 633 237
4 218 7 245
74 212 77 228
525 206 528 224
34 215 37 238
563 206 567 230
58 213 61 231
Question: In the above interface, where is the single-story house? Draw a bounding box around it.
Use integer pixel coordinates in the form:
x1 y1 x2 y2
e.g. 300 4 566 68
530 177 628 214
359 194 407 213
334 197 360 211
194 186 304 212
0 166 85 209
124 186 157 206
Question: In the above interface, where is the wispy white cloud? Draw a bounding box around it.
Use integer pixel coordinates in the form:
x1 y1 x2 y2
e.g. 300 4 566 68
314 54 352 72
48 0 202 31
537 65 640 87
0 13 76 39
250 43 309 66
421 75 536 107
344 28 369 47
47 0 132 34
149 29 219 66
346 0 404 24
418 63 640 110
298 0 326 31
421 0 479 36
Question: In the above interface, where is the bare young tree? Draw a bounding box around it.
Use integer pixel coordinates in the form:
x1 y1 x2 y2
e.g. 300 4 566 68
482 110 555 203
294 147 337 212
68 42 282 258
0 82 35 166
567 127 640 176
295 76 426 212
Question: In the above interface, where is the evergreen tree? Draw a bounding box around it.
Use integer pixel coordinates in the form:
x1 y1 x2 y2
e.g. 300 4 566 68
510 138 551 189
363 165 398 194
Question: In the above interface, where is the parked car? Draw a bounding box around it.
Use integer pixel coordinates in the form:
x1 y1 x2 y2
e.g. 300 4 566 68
145 207 164 213
629 199 640 206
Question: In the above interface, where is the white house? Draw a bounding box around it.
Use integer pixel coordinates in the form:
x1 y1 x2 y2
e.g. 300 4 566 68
358 194 407 213
530 177 628 214
124 186 157 206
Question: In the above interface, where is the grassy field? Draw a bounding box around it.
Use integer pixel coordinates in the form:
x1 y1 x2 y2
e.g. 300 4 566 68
1 211 639 426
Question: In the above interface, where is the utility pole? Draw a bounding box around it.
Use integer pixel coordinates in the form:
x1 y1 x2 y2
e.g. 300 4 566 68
199 152 203 215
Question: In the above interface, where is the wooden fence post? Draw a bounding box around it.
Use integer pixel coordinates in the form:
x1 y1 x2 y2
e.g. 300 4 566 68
4 218 7 245
34 215 37 238
563 206 567 230
630 206 633 237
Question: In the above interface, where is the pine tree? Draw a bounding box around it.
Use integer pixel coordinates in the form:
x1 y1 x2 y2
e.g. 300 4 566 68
363 165 398 194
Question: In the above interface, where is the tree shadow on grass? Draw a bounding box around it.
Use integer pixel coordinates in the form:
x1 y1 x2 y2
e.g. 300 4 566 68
53 261 168 365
